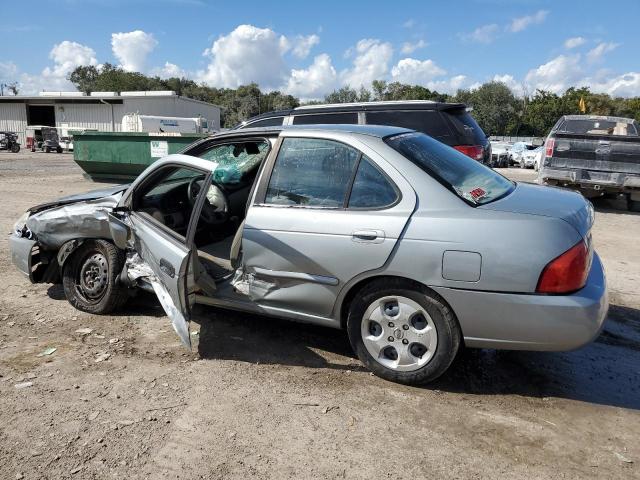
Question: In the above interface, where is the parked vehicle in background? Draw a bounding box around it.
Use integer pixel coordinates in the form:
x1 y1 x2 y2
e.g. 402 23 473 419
0 131 20 153
488 141 511 167
122 114 212 134
510 142 543 169
26 125 63 153
237 101 492 164
521 145 543 169
10 124 607 386
539 115 640 211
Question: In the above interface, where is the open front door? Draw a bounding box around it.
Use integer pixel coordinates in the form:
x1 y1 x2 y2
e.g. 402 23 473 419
128 213 193 347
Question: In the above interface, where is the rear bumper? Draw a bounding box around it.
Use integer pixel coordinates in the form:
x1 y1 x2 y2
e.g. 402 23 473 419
433 253 608 351
540 167 640 190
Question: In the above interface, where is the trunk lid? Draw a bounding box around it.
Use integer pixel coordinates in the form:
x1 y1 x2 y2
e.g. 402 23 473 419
479 183 593 238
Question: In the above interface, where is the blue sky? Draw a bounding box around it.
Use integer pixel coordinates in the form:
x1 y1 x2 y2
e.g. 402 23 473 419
1 0 639 98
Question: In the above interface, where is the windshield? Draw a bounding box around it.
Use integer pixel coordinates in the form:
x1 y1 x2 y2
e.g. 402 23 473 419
198 141 269 185
385 132 514 205
560 119 638 136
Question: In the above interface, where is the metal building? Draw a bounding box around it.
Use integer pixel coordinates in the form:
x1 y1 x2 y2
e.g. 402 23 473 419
0 91 221 145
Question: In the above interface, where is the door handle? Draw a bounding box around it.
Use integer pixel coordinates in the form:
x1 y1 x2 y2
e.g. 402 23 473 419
352 230 385 243
159 258 175 278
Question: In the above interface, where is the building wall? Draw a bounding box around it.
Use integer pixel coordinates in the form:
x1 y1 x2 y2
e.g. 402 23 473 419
0 103 28 145
0 96 220 146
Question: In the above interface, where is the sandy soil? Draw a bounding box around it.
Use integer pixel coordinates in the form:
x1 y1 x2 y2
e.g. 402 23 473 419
0 153 638 479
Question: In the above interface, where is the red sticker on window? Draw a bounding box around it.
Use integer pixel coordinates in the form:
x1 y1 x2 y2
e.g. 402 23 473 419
469 188 486 200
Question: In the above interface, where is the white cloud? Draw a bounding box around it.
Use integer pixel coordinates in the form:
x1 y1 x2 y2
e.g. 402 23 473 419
586 42 619 63
0 61 19 78
564 37 586 49
111 30 158 72
151 61 187 79
403 19 416 29
47 40 97 77
425 75 474 94
391 58 445 85
525 54 583 94
198 24 290 89
493 74 525 96
400 39 427 55
508 10 549 33
461 24 500 44
284 53 337 99
290 34 320 59
341 39 393 89
15 40 98 94
588 72 640 97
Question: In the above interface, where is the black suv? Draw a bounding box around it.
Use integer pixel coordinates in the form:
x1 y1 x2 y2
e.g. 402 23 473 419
236 100 491 164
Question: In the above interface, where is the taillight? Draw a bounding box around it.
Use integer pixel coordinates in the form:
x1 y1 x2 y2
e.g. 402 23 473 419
454 144 484 161
536 241 590 294
545 138 555 158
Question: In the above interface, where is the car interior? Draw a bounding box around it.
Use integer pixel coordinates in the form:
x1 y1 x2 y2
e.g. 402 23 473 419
133 139 271 287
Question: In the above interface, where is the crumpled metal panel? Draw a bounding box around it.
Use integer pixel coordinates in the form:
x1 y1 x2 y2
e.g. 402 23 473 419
25 193 123 248
125 252 191 348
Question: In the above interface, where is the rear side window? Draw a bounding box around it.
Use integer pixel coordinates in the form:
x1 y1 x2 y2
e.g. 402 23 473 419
348 158 398 208
386 132 514 205
292 112 359 125
443 110 487 145
265 138 359 207
366 110 452 143
245 116 285 128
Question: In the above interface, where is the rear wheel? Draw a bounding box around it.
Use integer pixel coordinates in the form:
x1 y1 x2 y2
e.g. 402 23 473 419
629 196 640 213
62 240 128 314
347 279 461 385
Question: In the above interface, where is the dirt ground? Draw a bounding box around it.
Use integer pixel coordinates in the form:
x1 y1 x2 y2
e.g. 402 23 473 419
1 152 638 480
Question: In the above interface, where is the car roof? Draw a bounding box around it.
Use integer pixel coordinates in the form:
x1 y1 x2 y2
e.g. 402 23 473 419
239 100 467 125
218 123 412 139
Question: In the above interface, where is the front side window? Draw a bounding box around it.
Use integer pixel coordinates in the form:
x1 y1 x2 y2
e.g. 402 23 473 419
265 138 359 207
386 132 514 205
348 158 398 208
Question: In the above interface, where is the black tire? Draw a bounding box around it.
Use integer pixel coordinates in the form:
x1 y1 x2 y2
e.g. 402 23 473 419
11 144 20 153
629 197 640 213
62 240 128 314
45 146 50 153
56 147 63 153
346 278 461 385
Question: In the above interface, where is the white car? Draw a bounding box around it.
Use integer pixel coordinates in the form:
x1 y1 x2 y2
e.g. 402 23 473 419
521 146 543 169
489 141 511 168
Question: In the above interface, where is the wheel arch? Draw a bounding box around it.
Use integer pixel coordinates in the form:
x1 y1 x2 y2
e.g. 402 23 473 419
337 274 461 333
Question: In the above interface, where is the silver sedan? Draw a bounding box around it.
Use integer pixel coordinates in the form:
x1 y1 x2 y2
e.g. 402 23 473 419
9 125 608 385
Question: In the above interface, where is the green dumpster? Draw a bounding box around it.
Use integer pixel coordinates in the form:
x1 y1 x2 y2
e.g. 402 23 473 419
72 131 208 181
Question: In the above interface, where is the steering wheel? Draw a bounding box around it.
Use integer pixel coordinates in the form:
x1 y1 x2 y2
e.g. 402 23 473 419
187 177 229 225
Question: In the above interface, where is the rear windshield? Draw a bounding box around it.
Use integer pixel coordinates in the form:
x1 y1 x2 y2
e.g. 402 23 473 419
385 132 514 205
443 109 487 145
559 119 638 136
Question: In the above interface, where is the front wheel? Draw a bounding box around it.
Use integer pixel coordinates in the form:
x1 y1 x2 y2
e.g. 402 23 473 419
11 143 20 153
62 240 128 314
347 279 461 385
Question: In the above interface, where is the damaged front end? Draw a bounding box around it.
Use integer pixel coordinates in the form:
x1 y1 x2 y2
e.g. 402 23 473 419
10 191 124 283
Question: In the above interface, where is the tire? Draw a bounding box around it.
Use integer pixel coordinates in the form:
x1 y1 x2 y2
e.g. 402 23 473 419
629 197 640 213
11 144 20 153
346 279 462 385
56 147 63 153
45 146 51 153
62 240 128 314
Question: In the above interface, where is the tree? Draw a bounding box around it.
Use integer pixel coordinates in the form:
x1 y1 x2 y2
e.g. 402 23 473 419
454 81 519 136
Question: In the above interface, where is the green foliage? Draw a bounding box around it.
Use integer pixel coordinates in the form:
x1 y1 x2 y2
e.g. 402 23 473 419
67 64 640 134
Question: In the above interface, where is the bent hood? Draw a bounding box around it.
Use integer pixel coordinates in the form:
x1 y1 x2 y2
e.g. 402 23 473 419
479 182 593 238
29 184 129 214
